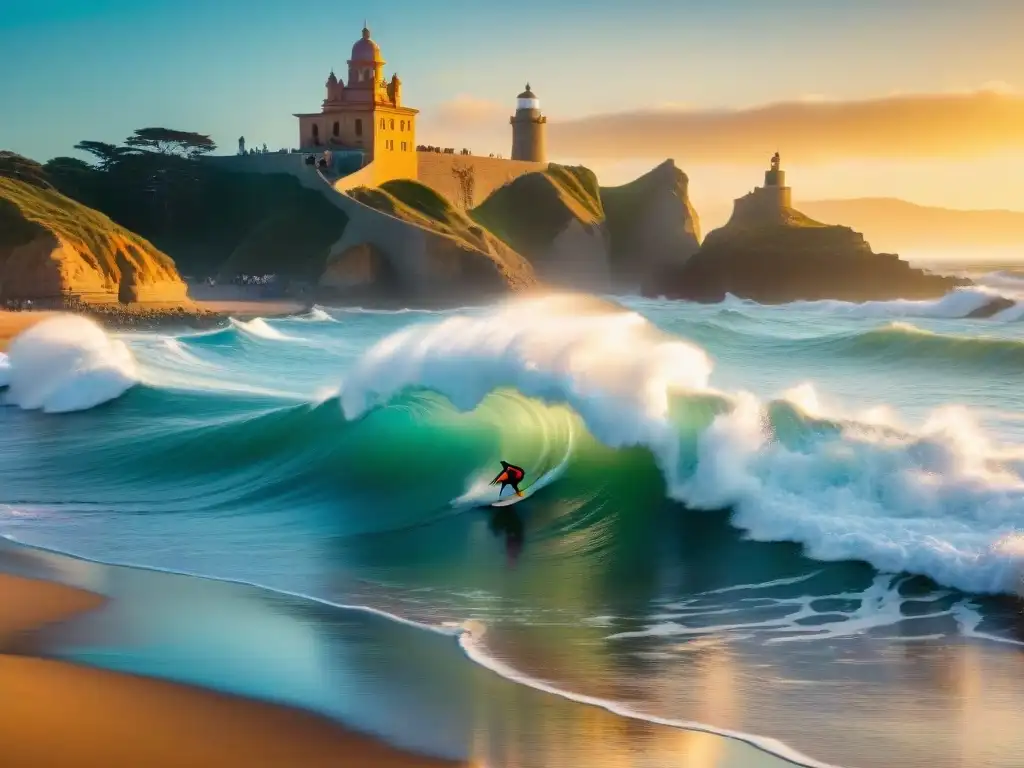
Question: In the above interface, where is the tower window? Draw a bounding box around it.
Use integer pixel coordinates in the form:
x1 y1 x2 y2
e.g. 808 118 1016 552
401 141 406 151
400 120 405 131
332 121 339 137
389 119 395 130
311 124 319 144
355 119 363 137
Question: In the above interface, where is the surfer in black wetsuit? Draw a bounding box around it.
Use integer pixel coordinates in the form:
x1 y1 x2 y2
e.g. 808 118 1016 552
490 461 526 498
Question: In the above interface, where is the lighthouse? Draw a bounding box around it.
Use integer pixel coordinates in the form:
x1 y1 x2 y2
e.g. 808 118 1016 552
510 83 547 162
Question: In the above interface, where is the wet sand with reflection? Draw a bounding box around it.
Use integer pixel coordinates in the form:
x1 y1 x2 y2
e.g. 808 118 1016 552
1 539 789 768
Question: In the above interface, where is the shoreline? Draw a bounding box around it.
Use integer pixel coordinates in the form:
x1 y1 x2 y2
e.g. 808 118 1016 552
0 537 798 768
0 299 312 350
0 569 464 768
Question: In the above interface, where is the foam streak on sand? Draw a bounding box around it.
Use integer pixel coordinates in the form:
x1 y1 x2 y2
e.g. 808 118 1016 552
340 294 1024 596
457 624 841 768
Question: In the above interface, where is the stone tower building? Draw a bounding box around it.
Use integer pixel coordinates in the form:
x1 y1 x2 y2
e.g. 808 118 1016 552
293 25 418 179
510 84 547 162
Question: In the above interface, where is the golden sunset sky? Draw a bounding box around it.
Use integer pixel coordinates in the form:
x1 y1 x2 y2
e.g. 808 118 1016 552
3 1 1023 227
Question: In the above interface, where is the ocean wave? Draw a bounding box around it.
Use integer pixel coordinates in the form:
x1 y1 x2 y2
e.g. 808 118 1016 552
1 314 138 413
781 286 1014 320
7 296 1024 596
802 321 1024 370
299 306 337 323
228 317 301 342
0 351 9 388
976 270 1024 292
338 293 1024 596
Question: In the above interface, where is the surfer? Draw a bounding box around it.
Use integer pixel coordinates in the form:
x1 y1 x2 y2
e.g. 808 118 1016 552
490 461 526 498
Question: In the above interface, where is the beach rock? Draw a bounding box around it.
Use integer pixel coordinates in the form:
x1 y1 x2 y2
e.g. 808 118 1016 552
643 181 965 303
326 179 537 305
471 165 612 290
966 295 1016 319
0 177 188 305
600 159 701 286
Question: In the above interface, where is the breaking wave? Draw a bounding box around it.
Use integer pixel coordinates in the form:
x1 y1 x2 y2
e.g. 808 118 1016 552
1 315 138 413
5 295 1024 598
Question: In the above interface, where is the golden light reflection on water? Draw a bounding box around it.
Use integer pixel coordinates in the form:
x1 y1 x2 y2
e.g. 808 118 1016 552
467 691 745 768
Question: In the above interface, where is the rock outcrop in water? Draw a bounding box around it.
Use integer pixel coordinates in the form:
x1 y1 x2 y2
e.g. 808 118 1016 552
643 157 966 303
0 174 188 305
467 161 700 291
600 159 701 286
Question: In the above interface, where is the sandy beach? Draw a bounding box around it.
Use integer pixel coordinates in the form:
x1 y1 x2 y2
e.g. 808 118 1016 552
0 299 308 352
0 310 57 352
0 572 465 768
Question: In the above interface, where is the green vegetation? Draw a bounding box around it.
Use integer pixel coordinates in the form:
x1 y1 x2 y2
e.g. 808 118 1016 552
470 164 604 254
347 179 494 252
4 127 350 280
0 175 177 283
217 201 348 280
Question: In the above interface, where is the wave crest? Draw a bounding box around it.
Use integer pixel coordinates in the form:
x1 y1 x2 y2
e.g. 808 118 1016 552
340 294 713 470
2 314 138 413
340 293 1024 596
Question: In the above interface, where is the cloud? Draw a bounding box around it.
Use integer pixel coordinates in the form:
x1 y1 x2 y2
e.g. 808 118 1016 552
546 90 1024 164
428 94 507 126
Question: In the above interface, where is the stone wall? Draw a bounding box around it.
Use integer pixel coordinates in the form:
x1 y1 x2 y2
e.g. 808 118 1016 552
416 153 546 209
730 185 793 224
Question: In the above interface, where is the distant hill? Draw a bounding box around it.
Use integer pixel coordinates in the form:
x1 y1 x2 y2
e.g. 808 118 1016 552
796 198 1024 252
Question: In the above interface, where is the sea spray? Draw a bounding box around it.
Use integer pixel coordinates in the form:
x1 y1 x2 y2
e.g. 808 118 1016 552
2 314 138 413
228 317 299 342
0 352 9 388
340 293 1024 595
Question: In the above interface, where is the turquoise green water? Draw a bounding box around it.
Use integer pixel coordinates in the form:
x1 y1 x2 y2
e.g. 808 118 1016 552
3 282 1024 767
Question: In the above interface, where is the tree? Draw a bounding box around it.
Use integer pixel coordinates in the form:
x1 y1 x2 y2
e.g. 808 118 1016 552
124 128 217 158
0 151 51 189
45 156 95 175
73 140 128 170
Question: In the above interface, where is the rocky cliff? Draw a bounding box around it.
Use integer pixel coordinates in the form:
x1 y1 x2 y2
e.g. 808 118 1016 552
321 179 537 305
468 161 701 291
600 160 701 286
470 165 611 290
643 179 965 304
0 176 188 304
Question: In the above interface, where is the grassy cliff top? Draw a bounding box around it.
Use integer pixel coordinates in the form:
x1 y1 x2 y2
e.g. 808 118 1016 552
0 176 180 282
347 179 497 253
470 164 604 253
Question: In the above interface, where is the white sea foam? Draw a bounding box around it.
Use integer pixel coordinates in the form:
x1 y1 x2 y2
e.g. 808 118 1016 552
341 294 713 472
0 352 9 387
783 286 1011 320
307 306 335 322
229 317 298 341
2 314 138 413
457 622 841 768
341 293 1024 596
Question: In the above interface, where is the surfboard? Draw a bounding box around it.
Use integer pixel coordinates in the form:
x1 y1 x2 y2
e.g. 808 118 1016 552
490 493 528 508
